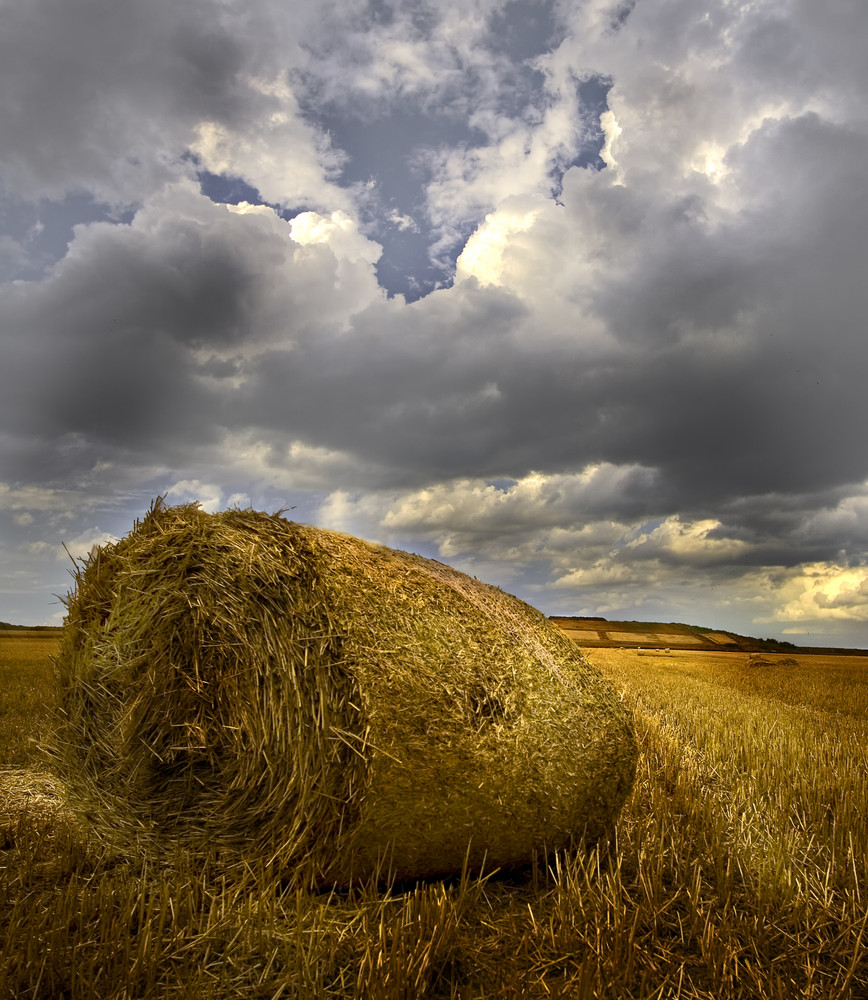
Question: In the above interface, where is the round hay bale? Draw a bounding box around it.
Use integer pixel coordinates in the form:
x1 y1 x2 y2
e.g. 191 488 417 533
748 654 774 668
52 502 637 887
777 656 800 668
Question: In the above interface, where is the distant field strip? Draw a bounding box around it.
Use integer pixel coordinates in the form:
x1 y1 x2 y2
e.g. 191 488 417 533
704 632 736 643
605 631 699 645
558 628 608 642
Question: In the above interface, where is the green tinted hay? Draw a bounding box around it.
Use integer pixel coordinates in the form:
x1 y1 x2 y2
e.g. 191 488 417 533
52 501 637 887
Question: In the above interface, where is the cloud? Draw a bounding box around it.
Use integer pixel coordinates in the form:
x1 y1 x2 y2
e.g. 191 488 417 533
289 210 382 264
0 181 388 475
623 517 750 565
456 205 541 286
797 489 868 548
320 464 657 543
760 563 868 625
165 480 224 513
57 528 120 563
599 110 623 173
387 209 419 233
1 0 234 201
0 483 100 516
189 75 352 212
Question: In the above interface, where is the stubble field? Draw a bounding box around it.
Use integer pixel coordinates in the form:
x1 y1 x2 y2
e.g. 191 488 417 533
1 631 866 998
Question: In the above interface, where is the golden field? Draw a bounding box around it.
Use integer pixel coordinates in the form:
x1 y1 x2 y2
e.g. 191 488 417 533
1 631 866 998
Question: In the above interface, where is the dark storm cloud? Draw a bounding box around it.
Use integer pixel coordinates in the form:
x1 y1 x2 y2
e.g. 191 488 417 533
0 189 291 463
4 130 866 516
0 0 248 200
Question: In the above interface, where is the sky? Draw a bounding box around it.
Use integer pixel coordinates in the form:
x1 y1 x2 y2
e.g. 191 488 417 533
1 0 867 645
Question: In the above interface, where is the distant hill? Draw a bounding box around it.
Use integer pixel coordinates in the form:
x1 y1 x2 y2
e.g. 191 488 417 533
549 617 867 656
0 622 62 632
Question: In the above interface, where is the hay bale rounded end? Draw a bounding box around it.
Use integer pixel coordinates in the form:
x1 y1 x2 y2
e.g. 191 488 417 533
52 501 638 888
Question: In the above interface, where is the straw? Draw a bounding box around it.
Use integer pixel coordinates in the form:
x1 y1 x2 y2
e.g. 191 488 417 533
52 501 637 887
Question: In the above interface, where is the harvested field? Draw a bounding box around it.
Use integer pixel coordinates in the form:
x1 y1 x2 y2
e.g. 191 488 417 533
0 631 58 767
3 639 867 998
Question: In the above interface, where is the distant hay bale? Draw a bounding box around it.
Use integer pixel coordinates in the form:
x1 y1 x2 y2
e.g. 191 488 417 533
747 653 800 669
748 654 774 668
52 502 637 888
777 656 800 668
